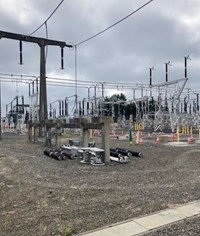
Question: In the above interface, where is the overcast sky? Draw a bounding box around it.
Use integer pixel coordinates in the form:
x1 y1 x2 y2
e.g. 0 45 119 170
0 0 200 116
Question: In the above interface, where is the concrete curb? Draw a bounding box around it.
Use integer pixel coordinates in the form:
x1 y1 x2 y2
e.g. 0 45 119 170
77 200 200 236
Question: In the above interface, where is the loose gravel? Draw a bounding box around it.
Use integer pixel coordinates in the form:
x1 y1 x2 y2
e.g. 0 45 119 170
0 133 200 236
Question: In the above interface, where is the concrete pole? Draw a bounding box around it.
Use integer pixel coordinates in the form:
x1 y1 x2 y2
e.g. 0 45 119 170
101 117 111 163
81 127 89 147
39 43 47 122
46 127 51 146
34 126 37 143
55 127 61 149
28 124 33 142
176 127 180 142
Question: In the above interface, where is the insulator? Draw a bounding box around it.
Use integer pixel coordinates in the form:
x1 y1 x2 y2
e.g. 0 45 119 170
79 101 82 115
59 100 61 116
19 40 23 65
36 77 39 93
82 99 85 115
29 83 31 96
21 96 24 114
65 99 68 116
32 81 34 94
61 47 64 69
62 100 64 116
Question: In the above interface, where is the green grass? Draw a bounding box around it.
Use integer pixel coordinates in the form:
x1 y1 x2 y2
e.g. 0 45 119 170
63 226 75 236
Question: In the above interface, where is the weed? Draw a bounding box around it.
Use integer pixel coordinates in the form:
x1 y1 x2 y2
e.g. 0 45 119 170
63 226 75 236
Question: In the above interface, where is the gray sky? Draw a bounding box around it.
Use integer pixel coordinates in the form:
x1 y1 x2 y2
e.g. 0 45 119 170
0 0 200 116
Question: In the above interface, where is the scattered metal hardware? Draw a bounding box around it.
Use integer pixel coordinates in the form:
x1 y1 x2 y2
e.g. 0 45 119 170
61 145 79 158
88 141 95 147
116 147 143 158
44 149 63 161
80 147 105 165
69 139 80 147
80 148 91 164
110 149 129 163
55 145 105 165
127 150 143 158
60 150 73 159
110 147 143 163
68 139 95 147
44 145 143 164
77 149 84 159
112 148 132 157
90 148 105 166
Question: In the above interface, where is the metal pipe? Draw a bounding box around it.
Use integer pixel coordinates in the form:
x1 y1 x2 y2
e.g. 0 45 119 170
44 150 63 160
115 148 132 157
110 150 123 158
116 147 143 157
60 150 73 159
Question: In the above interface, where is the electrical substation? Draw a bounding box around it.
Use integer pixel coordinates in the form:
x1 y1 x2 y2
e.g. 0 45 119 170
2 2 200 236
1 30 200 164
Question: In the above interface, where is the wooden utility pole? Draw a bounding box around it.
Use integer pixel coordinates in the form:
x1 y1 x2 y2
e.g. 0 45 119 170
0 30 72 126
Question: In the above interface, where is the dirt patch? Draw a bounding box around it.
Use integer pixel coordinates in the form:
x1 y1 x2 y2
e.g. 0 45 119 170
0 134 200 236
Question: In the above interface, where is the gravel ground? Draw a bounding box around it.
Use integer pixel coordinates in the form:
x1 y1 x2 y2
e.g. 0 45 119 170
0 133 200 236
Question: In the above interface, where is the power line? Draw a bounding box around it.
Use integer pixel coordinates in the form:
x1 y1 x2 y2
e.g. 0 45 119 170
0 73 150 86
0 76 91 88
29 0 65 36
75 0 154 46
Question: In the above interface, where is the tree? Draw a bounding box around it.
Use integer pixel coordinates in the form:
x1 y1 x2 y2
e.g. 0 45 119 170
103 93 127 117
124 103 136 120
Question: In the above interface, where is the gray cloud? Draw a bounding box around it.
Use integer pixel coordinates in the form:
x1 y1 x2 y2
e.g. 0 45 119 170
0 0 200 116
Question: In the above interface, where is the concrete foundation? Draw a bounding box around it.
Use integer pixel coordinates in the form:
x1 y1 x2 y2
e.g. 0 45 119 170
28 116 113 163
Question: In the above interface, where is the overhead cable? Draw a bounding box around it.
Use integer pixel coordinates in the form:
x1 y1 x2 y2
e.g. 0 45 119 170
75 0 154 46
29 0 65 36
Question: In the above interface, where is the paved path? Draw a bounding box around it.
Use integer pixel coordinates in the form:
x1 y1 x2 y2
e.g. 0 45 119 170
79 200 200 236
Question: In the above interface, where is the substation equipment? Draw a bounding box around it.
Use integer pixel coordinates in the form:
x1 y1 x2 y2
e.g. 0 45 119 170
27 72 199 162
2 30 200 163
47 76 198 133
